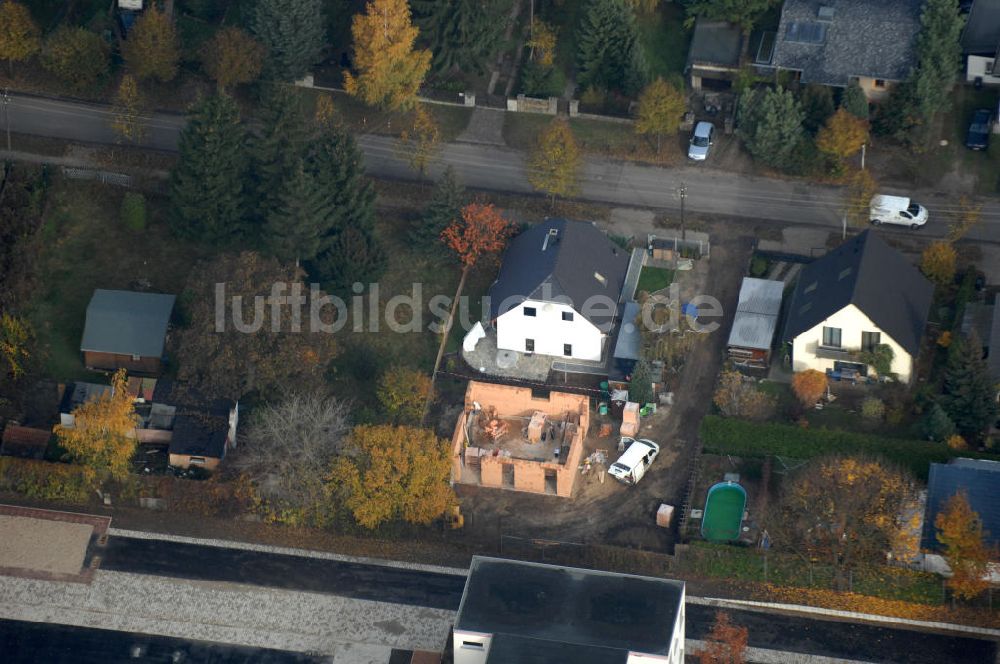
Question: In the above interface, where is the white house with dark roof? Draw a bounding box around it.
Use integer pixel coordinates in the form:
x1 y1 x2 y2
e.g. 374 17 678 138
782 230 933 383
486 219 630 362
770 0 923 100
453 556 686 664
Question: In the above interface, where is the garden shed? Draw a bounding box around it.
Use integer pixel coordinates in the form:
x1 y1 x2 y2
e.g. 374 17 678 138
727 277 784 368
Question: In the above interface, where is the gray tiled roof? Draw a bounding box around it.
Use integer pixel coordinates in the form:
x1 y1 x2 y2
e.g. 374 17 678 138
921 458 1000 551
771 0 923 87
489 219 630 326
80 289 175 358
782 230 933 356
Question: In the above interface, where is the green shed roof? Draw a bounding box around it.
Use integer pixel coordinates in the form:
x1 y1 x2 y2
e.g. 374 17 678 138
80 289 176 358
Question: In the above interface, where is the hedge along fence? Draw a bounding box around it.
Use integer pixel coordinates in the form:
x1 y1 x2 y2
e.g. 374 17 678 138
699 416 1000 480
0 457 96 503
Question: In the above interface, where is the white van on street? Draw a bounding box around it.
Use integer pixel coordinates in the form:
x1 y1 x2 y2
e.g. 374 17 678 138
869 195 928 229
608 437 660 485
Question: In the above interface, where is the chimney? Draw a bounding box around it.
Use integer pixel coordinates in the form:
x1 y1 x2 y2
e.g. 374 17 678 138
542 228 559 251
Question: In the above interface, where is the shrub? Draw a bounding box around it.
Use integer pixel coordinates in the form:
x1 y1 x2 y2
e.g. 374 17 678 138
0 457 96 503
120 192 147 231
861 397 886 422
698 415 1000 480
749 256 768 277
792 369 827 407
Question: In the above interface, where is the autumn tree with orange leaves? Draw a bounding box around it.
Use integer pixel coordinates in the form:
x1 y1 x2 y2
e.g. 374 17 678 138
697 611 748 664
791 369 827 407
345 0 431 111
425 203 514 419
816 108 868 160
55 369 138 482
936 491 992 600
328 424 454 529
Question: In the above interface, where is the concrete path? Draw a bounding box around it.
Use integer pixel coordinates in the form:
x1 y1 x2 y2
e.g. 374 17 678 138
455 107 506 146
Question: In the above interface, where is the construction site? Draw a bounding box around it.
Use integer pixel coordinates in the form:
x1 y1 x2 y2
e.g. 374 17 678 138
451 382 599 497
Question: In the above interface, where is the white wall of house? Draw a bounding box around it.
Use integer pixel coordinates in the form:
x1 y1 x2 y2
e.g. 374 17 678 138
790 304 914 382
496 300 605 361
966 56 1000 88
452 629 491 664
625 586 685 664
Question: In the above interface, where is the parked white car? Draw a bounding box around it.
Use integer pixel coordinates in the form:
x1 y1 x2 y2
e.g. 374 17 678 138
869 194 928 229
687 122 714 161
608 437 659 485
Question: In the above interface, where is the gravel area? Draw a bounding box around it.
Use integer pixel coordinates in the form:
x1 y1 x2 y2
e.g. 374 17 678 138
0 515 92 575
0 570 454 663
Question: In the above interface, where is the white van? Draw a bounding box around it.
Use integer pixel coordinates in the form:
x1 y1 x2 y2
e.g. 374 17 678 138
608 437 659 485
869 195 928 229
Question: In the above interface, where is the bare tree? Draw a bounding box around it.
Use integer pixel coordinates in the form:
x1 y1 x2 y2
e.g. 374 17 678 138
234 392 351 525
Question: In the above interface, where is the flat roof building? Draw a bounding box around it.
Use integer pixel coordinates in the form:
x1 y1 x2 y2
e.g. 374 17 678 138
453 556 686 664
728 277 784 368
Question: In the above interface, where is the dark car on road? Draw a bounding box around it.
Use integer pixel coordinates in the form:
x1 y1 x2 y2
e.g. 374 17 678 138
965 109 992 150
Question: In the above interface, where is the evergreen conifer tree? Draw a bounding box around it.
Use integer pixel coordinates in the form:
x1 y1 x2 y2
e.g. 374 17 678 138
251 0 327 81
922 402 956 442
576 0 648 96
841 80 869 120
263 160 335 264
311 227 387 293
169 94 250 244
305 122 377 240
411 166 464 253
942 331 997 441
250 86 310 220
737 86 805 170
412 0 513 74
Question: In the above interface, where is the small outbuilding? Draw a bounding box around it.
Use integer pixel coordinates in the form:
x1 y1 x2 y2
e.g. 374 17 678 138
80 289 175 375
727 277 784 368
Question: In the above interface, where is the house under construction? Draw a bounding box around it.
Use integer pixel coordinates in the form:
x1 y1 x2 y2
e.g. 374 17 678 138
451 382 590 497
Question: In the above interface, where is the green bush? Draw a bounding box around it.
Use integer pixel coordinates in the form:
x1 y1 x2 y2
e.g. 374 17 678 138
120 192 147 231
861 397 886 422
0 457 95 503
749 255 769 277
699 415 1000 480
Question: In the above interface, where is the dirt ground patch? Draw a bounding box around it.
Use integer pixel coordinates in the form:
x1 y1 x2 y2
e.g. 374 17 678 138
456 234 753 552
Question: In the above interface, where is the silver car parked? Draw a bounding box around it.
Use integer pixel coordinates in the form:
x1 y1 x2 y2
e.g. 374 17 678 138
687 121 714 161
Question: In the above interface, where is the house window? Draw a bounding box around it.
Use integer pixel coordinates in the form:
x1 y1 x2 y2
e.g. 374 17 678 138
461 641 484 650
562 311 574 322
523 307 537 317
986 60 995 75
189 457 206 465
525 339 535 352
131 354 141 361
861 331 881 353
822 326 842 348
874 79 886 88
563 344 572 356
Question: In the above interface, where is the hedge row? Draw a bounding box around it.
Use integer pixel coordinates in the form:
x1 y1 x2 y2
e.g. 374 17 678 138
0 457 96 503
699 415 999 480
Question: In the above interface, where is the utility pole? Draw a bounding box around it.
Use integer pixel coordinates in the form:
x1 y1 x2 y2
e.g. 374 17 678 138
860 142 866 170
677 183 687 241
3 89 9 153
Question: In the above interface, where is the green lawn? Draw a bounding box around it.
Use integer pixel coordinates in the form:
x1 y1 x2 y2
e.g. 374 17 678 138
679 541 942 604
635 266 674 294
636 3 691 82
27 179 210 381
503 112 681 164
301 89 473 142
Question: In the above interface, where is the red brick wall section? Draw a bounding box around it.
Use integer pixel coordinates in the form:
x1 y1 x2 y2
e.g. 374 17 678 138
83 351 161 376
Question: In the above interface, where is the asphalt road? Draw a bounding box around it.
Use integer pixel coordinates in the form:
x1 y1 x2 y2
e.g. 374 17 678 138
0 617 325 663
101 536 997 664
7 92 1000 242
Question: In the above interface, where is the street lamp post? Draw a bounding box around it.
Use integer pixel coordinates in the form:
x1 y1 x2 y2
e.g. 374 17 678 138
677 183 687 241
